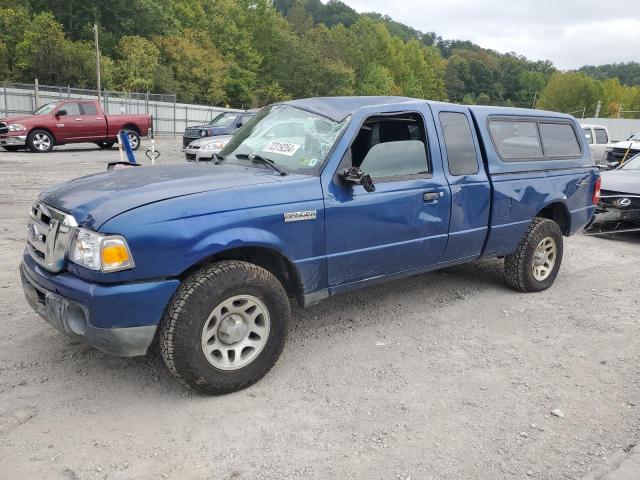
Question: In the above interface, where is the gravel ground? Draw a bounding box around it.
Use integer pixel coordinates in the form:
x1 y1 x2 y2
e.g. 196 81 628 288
0 139 639 480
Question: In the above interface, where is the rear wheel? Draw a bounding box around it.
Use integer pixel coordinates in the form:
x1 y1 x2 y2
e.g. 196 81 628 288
27 129 54 153
96 141 114 149
158 260 290 395
504 217 563 292
125 130 140 151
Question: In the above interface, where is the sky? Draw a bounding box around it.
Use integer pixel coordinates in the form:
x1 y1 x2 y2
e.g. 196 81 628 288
341 0 640 69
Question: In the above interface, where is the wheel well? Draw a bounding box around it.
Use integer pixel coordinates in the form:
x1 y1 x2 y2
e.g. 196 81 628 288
536 203 570 235
181 247 305 306
28 127 57 143
123 124 140 134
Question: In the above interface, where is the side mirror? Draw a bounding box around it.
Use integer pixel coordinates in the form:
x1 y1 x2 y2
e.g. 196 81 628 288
340 166 375 192
56 109 68 116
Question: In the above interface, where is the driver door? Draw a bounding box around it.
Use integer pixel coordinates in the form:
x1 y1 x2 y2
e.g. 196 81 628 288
51 102 84 142
323 110 451 289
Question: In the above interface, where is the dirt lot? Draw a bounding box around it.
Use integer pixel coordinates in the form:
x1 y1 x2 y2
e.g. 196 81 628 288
0 138 639 480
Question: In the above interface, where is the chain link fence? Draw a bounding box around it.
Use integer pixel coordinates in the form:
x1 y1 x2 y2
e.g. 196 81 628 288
1 82 240 136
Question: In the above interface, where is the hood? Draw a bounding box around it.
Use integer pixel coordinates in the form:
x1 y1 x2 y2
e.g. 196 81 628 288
190 125 234 135
609 140 640 149
601 169 640 195
40 163 290 229
1 115 38 124
188 135 233 147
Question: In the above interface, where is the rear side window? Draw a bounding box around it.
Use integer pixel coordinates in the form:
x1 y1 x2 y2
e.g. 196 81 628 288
539 123 581 157
439 112 479 176
583 128 593 144
595 128 609 144
489 121 542 159
81 103 98 115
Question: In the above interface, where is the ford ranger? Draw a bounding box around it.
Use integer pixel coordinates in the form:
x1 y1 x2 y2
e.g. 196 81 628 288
20 96 599 394
0 100 152 153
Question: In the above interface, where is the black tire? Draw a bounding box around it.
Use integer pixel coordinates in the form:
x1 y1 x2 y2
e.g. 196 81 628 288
504 217 564 292
97 141 115 149
27 129 55 153
125 130 140 151
158 260 290 395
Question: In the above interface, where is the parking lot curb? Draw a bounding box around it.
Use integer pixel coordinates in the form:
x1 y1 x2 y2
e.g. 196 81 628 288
582 445 640 480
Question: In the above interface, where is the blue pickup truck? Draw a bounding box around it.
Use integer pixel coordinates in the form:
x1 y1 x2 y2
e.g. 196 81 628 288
20 96 600 394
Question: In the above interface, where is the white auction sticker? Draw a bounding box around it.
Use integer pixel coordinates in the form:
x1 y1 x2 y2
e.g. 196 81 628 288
263 141 300 156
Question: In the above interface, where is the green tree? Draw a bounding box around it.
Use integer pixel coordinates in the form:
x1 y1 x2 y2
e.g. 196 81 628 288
537 72 602 116
359 64 395 95
154 30 227 104
112 36 159 92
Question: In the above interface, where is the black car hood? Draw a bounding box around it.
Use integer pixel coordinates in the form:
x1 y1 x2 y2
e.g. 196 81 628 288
190 125 234 135
601 169 640 195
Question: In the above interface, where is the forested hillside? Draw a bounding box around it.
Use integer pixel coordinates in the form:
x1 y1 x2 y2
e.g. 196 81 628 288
0 0 638 117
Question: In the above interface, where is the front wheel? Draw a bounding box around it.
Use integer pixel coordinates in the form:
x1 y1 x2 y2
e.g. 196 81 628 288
27 129 55 153
158 261 290 395
504 217 564 292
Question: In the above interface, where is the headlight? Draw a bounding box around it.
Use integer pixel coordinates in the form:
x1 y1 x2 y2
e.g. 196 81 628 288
605 147 613 152
202 140 228 151
9 123 26 132
200 129 208 137
70 228 135 272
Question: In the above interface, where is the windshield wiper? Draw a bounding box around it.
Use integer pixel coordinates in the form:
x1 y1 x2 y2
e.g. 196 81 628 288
236 153 287 176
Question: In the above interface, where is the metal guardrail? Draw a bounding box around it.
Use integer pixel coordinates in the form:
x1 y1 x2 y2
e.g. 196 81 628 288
1 82 240 137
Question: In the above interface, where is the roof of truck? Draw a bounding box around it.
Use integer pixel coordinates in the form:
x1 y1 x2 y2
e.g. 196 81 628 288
282 96 418 121
282 96 574 122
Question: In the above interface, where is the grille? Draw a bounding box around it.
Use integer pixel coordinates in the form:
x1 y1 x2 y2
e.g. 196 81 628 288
26 202 78 272
0 122 7 135
607 148 640 163
186 153 196 161
600 192 640 209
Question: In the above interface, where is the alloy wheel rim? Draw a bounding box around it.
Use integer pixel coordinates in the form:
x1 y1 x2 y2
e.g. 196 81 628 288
532 236 557 281
33 133 51 150
127 133 139 149
200 294 270 371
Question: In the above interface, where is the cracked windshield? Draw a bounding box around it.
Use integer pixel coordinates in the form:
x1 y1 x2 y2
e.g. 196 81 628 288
219 105 348 175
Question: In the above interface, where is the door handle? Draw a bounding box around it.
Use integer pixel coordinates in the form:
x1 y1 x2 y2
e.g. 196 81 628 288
96 117 103 120
423 191 440 202
74 118 83 121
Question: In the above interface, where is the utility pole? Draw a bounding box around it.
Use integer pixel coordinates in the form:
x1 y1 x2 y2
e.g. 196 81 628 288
93 23 102 106
531 91 538 109
594 100 601 119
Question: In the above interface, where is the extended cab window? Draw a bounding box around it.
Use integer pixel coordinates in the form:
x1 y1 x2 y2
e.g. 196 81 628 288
348 112 429 180
81 103 98 115
489 121 542 159
594 128 609 144
539 123 581 157
583 128 593 144
439 112 479 176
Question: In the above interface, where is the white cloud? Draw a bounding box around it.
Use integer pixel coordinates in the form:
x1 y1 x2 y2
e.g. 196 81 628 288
341 0 640 69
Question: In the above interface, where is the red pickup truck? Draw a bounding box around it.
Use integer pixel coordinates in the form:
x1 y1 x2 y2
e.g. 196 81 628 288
0 100 152 153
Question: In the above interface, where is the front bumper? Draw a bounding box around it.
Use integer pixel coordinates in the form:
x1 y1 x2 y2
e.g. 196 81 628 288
0 134 27 147
184 146 216 162
20 254 180 357
584 201 640 235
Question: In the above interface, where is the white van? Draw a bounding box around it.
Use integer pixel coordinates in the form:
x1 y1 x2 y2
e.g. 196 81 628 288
580 123 610 166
